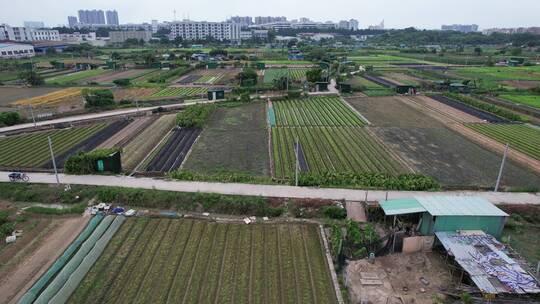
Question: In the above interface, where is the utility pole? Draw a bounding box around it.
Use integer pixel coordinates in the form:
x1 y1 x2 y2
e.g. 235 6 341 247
48 136 60 185
494 143 509 192
28 105 36 127
295 138 299 187
135 100 140 112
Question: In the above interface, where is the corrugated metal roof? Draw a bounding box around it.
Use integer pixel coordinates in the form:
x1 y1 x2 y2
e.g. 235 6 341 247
379 198 426 215
416 196 508 217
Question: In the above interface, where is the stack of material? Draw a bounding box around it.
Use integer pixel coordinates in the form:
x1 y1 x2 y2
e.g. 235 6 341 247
436 231 540 294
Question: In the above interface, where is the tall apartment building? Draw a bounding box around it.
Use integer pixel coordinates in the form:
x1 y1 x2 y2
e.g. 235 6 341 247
151 20 159 33
228 16 252 27
106 10 119 25
254 16 287 25
338 19 359 31
0 24 59 42
68 16 78 27
482 27 540 35
109 31 152 43
23 21 45 29
78 10 106 25
441 24 479 33
349 19 359 31
170 21 241 41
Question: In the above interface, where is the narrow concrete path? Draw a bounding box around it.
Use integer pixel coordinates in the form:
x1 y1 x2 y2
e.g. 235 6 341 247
0 99 212 134
346 201 367 222
1 172 538 205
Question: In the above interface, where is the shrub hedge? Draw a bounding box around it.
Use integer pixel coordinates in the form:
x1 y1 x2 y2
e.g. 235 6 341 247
64 148 120 174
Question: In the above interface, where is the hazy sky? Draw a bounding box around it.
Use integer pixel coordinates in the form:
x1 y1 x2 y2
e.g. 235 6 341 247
1 0 539 29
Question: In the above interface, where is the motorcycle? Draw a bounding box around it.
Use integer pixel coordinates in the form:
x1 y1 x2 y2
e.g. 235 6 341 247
8 172 29 182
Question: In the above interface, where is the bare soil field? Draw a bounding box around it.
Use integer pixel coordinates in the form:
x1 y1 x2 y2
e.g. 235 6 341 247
97 116 156 149
183 102 270 176
346 96 540 188
412 95 485 123
0 213 90 304
0 87 62 106
87 69 153 83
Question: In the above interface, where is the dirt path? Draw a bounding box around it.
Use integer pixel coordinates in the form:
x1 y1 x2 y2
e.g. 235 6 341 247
0 215 90 304
400 96 540 174
345 202 367 222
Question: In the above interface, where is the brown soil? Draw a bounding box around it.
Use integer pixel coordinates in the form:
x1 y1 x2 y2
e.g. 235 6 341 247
346 252 453 304
0 215 90 304
97 116 154 148
89 69 152 83
401 96 540 173
0 87 62 106
113 88 159 101
500 80 540 90
413 95 484 123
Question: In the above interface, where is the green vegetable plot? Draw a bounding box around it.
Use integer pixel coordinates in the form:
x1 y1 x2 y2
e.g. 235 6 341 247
69 218 338 304
466 123 540 160
264 68 308 84
0 123 106 168
150 87 207 98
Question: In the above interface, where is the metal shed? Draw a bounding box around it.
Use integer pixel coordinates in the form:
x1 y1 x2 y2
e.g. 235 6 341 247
381 196 509 238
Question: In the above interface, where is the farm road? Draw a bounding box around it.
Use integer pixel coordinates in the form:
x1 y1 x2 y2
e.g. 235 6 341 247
0 99 214 134
0 172 539 205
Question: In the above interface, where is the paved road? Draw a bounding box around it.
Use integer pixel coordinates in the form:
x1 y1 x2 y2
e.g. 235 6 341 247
0 99 212 134
1 172 539 205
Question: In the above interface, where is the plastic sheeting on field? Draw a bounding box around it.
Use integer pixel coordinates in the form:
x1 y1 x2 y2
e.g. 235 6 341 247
33 215 115 304
50 216 126 303
18 214 105 304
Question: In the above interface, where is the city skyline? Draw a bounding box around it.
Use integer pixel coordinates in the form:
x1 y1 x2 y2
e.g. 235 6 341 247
1 0 540 29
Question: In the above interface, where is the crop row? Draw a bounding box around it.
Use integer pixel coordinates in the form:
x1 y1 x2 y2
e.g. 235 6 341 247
69 218 338 303
150 87 207 98
272 126 404 179
263 68 308 84
466 123 540 160
273 97 366 127
195 74 224 84
122 114 176 171
0 123 106 168
45 69 107 85
12 88 81 106
146 128 201 172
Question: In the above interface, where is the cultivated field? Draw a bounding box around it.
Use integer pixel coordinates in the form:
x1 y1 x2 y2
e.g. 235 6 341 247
272 126 405 178
122 114 176 171
0 124 106 168
113 87 160 101
499 94 540 109
45 69 108 85
150 87 207 98
11 88 82 107
86 69 154 84
0 87 62 106
68 218 338 304
273 97 366 127
146 128 201 172
263 68 308 84
466 123 540 160
346 96 540 188
183 102 270 175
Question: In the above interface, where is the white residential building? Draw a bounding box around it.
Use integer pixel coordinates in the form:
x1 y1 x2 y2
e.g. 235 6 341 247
0 24 59 42
109 31 152 43
349 19 359 31
240 31 253 40
151 20 159 34
0 43 35 59
170 21 241 41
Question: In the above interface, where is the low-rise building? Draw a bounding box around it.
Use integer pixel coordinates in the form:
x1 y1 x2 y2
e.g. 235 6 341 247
0 43 35 59
0 24 59 42
109 31 152 44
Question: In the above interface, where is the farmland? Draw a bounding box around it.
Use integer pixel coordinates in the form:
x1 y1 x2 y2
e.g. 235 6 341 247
150 87 208 98
0 87 62 106
86 69 155 84
346 96 540 188
466 123 540 160
272 126 405 178
273 96 365 127
0 123 106 168
68 218 338 304
122 114 176 171
264 68 308 84
499 94 540 109
11 88 82 107
146 128 201 172
183 102 270 176
348 76 394 97
44 69 108 85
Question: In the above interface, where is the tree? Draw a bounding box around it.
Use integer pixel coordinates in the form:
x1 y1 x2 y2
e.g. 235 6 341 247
209 49 228 57
473 47 483 56
82 89 115 108
237 68 258 86
143 52 157 67
18 70 44 86
306 68 323 83
510 47 522 56
0 112 22 126
273 76 290 90
111 52 120 60
45 47 57 55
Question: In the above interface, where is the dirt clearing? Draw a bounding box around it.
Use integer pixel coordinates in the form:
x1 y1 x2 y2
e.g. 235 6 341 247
346 252 453 304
